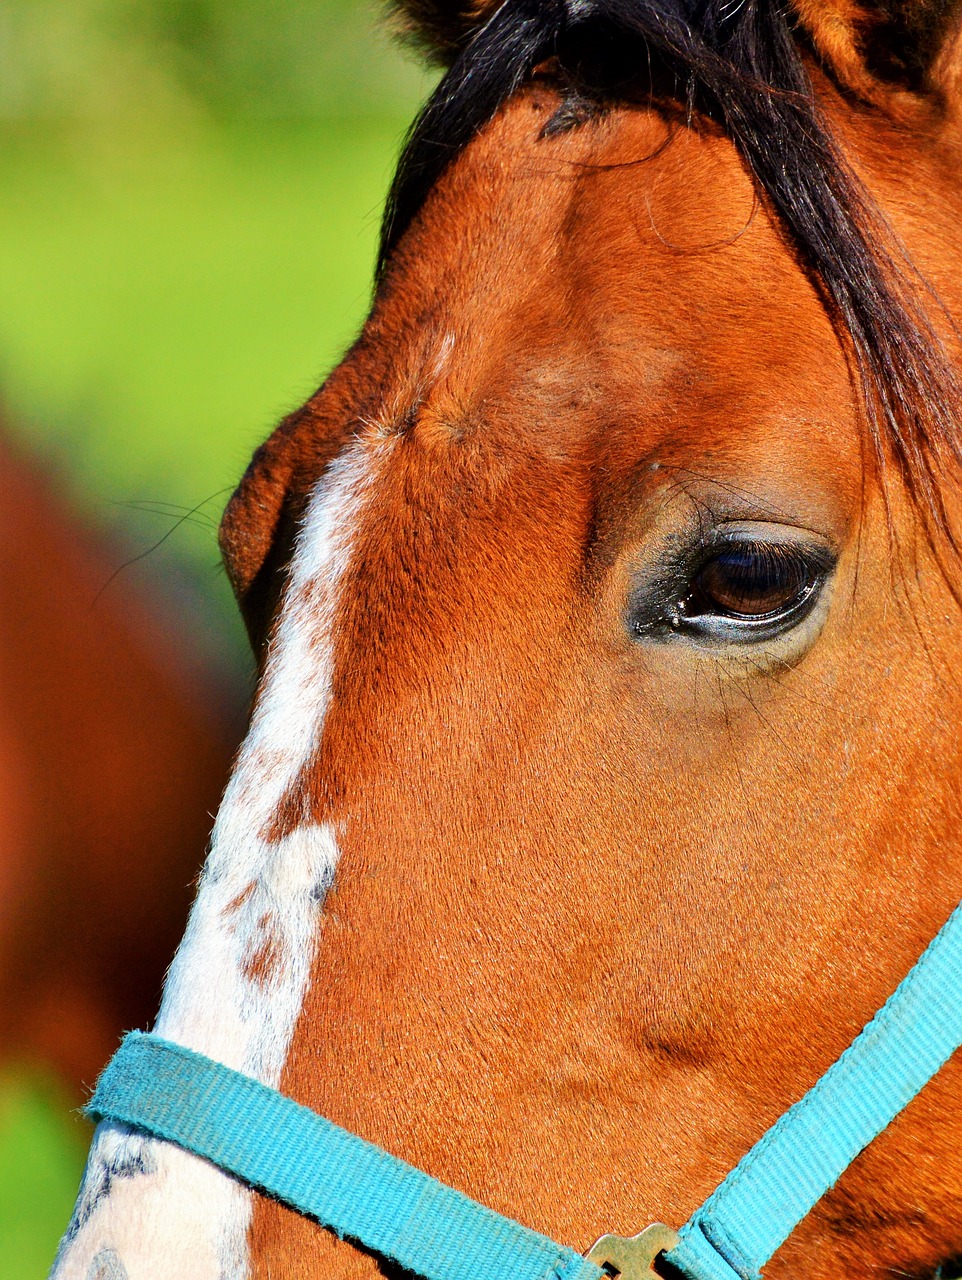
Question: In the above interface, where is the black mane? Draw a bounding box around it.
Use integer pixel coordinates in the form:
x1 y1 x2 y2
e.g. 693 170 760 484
379 0 961 535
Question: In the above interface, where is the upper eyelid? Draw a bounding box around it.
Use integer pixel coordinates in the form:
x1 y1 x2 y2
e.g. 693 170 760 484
692 524 837 558
655 530 836 591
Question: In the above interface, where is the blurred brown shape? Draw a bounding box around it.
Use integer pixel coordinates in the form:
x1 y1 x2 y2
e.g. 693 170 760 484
0 429 241 1097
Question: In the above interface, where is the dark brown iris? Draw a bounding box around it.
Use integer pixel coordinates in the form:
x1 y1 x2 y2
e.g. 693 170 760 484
686 543 814 619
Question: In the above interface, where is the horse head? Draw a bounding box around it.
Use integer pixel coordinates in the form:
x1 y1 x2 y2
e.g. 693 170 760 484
55 2 962 1278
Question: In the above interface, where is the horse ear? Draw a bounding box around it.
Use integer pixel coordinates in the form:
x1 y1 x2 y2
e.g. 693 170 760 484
388 0 499 63
793 0 962 111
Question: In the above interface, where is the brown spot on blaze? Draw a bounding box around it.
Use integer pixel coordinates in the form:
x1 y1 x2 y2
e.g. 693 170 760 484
222 882 255 918
262 794 312 844
242 923 286 988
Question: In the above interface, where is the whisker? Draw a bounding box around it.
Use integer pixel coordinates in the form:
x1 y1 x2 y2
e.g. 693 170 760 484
94 487 235 604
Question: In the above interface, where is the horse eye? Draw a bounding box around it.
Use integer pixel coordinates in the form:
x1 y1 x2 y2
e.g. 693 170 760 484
682 542 817 622
628 528 835 649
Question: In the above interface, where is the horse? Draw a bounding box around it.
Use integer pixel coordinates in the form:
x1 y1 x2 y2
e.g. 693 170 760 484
53 0 962 1277
0 429 238 1095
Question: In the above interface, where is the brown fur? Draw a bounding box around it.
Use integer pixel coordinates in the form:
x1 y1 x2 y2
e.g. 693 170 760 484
795 0 962 110
212 54 962 1278
0 432 237 1094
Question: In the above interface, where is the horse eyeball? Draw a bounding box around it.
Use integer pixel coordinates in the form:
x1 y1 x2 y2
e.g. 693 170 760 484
683 543 816 620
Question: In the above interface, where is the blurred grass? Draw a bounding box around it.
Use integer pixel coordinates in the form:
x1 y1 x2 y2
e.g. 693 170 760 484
0 0 432 119
0 1072 90 1275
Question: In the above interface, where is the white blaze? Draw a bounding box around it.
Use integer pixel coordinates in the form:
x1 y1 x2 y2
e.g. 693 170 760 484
53 437 386 1280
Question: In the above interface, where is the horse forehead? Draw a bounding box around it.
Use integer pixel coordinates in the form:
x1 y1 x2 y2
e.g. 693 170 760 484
421 103 764 287
253 93 858 604
370 94 849 462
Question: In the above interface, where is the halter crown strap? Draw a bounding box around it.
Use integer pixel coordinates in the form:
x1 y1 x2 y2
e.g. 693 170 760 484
86 900 962 1280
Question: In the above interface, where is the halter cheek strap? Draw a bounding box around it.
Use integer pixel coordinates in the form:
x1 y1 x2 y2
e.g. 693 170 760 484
670 896 962 1279
86 899 962 1280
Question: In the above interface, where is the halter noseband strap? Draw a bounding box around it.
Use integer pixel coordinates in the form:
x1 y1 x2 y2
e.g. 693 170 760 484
87 899 962 1280
88 1030 601 1280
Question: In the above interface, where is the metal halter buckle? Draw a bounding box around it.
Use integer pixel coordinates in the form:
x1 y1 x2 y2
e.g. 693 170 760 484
585 1223 681 1280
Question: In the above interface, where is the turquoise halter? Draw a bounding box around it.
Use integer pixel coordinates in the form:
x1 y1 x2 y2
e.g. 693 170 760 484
87 897 962 1280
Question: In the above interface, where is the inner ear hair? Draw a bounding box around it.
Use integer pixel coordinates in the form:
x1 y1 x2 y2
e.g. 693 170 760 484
786 0 962 113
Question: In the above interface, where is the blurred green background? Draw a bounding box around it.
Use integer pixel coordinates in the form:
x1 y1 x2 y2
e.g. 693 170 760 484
0 2 435 1271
